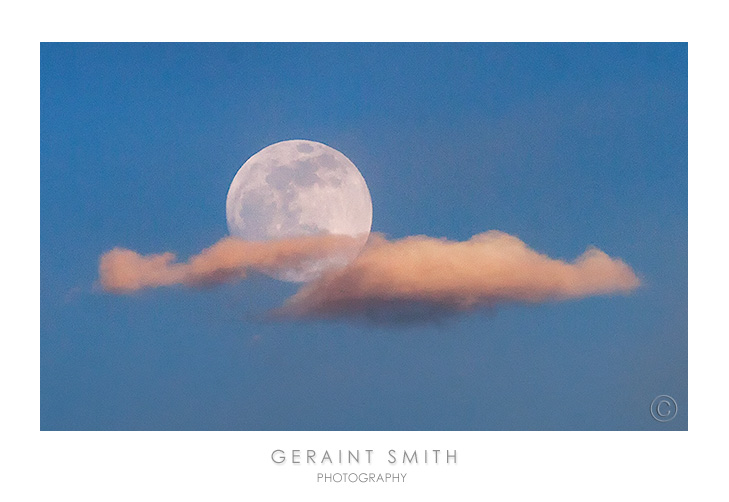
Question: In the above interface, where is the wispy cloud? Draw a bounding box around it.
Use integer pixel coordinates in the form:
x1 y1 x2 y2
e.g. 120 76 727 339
98 231 640 321
98 234 362 294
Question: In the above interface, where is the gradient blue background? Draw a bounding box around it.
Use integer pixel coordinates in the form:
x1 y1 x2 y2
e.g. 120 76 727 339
41 43 687 430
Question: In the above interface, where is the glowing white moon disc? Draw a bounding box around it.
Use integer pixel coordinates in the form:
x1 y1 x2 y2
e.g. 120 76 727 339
226 140 372 282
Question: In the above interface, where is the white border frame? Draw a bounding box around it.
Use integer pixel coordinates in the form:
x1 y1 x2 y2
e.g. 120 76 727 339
8 1 723 499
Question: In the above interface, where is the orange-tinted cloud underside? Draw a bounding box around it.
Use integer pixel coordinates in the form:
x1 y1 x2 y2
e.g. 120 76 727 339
98 231 640 320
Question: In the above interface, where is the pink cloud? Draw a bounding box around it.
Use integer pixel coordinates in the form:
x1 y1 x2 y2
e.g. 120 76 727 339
98 231 640 320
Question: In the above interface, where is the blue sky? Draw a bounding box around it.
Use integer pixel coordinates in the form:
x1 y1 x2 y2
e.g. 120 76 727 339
41 43 687 430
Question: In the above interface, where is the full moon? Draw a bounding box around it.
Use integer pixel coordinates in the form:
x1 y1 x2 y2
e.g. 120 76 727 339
226 140 373 282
